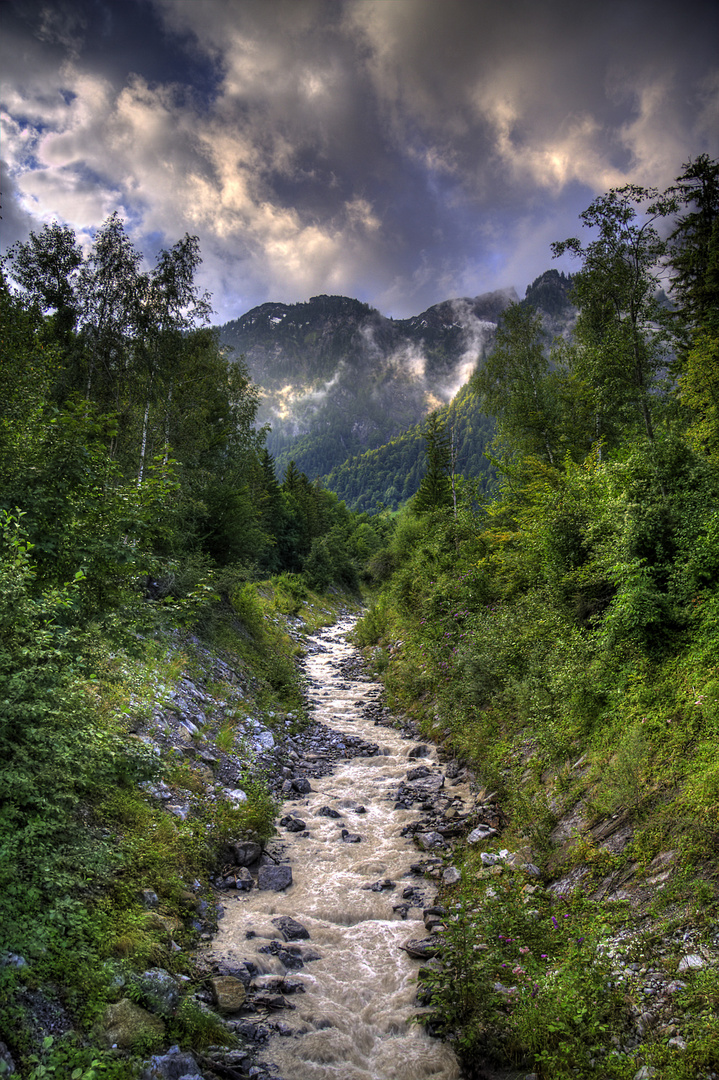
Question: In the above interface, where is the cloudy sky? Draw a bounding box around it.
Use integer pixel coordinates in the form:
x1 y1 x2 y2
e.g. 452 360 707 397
2 0 718 323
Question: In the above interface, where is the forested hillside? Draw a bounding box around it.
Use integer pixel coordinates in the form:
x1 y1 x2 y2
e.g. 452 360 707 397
356 157 719 1079
319 384 495 512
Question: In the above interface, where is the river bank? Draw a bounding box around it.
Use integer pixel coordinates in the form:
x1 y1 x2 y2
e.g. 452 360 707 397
3 585 716 1080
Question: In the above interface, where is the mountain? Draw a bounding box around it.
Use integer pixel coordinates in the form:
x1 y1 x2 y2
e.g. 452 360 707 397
215 269 575 494
217 288 516 473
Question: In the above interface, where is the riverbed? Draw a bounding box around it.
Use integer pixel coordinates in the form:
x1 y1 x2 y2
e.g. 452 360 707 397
204 615 466 1080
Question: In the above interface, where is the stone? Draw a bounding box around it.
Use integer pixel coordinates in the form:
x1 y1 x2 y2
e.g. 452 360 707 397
233 867 254 890
271 916 310 941
254 730 275 751
408 745 430 759
225 788 248 805
677 953 705 971
280 815 306 832
97 998 165 1050
412 773 445 793
141 889 159 909
407 765 432 780
0 1043 16 1076
341 830 362 843
415 831 445 851
401 937 442 960
467 826 497 844
633 1069 657 1080
141 1045 203 1079
230 840 262 866
480 852 499 865
211 975 247 1013
362 879 395 892
292 778 312 793
668 1036 687 1050
135 968 181 1017
217 961 253 986
258 864 293 891
442 866 461 885
317 805 342 818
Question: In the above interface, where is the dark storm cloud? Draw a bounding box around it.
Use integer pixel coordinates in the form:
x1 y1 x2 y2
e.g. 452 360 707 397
1 0 717 320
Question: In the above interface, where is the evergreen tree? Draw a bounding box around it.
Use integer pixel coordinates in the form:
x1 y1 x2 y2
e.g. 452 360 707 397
414 412 452 512
667 154 719 337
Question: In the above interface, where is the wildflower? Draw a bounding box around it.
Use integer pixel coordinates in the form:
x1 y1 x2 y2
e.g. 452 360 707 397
551 916 558 928
519 946 530 955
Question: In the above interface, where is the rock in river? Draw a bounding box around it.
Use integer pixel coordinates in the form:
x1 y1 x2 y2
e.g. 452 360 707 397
257 864 293 891
271 915 310 941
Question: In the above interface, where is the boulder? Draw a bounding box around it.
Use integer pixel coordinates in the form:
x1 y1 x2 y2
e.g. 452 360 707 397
135 968 181 1017
415 831 445 851
211 975 247 1013
230 840 262 866
97 998 165 1050
257 864 293 891
401 937 442 960
280 815 306 832
271 916 310 941
141 1044 203 1079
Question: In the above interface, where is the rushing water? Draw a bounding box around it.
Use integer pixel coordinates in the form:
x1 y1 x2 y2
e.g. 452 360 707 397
206 616 465 1080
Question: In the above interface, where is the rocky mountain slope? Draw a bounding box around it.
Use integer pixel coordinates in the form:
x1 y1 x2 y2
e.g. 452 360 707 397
216 271 574 481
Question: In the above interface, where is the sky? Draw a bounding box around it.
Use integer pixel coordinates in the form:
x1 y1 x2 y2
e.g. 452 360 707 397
1 0 718 324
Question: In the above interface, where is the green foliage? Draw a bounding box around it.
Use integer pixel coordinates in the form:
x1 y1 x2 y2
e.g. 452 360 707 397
321 384 496 513
362 158 719 1075
423 875 628 1076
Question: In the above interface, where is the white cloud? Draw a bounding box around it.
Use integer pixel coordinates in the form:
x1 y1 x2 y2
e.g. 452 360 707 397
1 0 717 320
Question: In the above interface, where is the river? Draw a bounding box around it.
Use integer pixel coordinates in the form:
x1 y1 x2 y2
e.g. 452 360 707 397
205 615 466 1080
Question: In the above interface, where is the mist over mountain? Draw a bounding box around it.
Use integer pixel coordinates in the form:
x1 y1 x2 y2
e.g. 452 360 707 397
216 269 574 489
